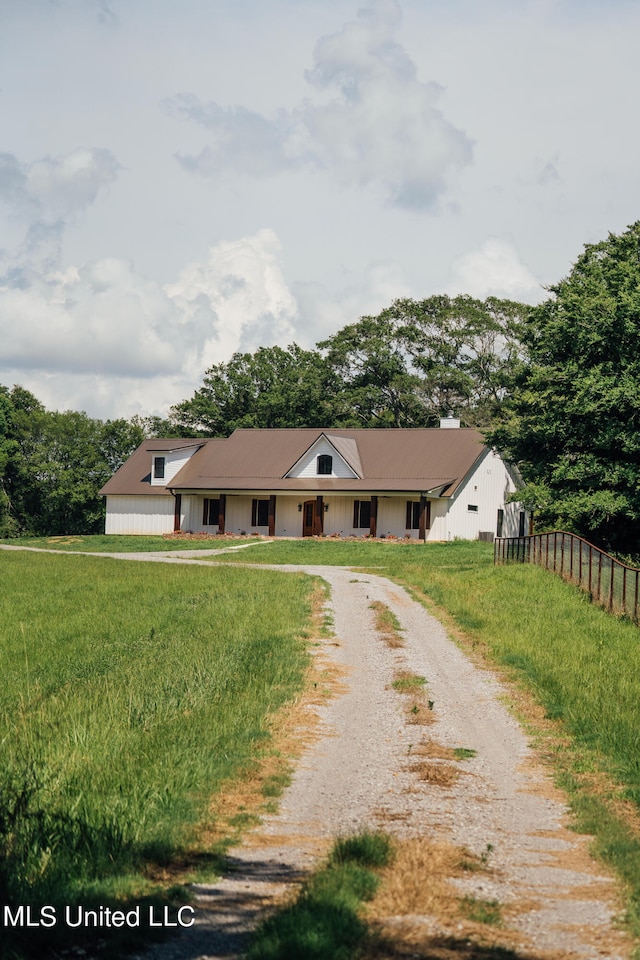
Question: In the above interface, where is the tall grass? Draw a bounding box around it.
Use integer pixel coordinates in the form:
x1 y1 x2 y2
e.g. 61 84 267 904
0 551 313 954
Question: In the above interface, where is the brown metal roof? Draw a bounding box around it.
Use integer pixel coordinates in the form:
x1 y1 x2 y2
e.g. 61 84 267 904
172 428 485 495
99 439 210 496
101 429 488 498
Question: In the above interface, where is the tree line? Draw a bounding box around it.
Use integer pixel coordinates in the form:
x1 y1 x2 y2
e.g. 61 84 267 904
2 221 639 555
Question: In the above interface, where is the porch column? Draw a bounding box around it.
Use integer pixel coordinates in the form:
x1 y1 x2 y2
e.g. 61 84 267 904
218 494 226 534
268 495 277 537
173 493 182 532
314 495 324 535
369 496 378 538
419 495 427 542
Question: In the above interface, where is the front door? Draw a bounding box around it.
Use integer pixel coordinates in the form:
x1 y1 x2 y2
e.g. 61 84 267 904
302 500 315 537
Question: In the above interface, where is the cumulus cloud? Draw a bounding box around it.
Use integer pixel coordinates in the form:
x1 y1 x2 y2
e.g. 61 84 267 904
0 147 122 274
167 97 302 178
0 145 299 410
292 258 413 345
164 0 472 210
0 260 179 376
447 239 543 303
0 228 299 399
166 228 299 372
0 147 121 226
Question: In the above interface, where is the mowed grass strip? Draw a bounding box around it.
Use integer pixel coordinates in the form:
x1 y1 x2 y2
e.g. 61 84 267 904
0 552 312 914
247 832 394 960
0 533 255 552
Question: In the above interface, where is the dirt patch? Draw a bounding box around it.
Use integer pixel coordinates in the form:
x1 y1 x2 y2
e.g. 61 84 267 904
410 760 461 787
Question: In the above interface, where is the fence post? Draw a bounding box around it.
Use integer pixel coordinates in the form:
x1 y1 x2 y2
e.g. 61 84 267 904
623 565 627 617
610 559 615 612
588 545 593 595
597 551 603 602
579 538 583 587
569 535 573 579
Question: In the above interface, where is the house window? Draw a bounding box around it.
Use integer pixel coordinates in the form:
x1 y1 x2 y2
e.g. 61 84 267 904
251 498 269 526
519 511 526 537
467 504 478 512
496 508 504 538
153 456 165 479
317 454 333 475
406 501 421 530
203 498 220 526
406 500 431 530
353 499 371 529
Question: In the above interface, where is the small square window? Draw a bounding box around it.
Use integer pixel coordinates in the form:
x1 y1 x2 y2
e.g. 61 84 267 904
467 504 478 512
153 456 165 479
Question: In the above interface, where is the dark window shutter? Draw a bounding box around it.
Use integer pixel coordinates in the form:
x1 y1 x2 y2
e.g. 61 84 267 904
353 500 359 528
406 501 412 529
251 499 257 527
203 499 208 525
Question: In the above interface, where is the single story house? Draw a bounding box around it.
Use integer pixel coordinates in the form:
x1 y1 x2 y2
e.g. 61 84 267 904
100 420 527 541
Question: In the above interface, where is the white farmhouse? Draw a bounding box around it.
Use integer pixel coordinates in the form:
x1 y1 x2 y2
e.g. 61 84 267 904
100 423 526 541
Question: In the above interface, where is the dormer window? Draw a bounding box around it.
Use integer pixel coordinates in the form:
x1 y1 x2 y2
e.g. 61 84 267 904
153 456 165 480
317 454 332 475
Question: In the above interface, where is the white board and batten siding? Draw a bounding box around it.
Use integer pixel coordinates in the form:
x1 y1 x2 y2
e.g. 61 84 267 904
286 437 358 479
104 495 174 534
438 449 525 541
150 445 202 487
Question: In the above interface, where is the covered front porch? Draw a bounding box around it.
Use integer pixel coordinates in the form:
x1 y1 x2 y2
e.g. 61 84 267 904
174 491 438 540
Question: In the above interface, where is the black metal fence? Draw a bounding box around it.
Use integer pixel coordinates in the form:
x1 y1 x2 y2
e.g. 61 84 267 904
494 531 640 623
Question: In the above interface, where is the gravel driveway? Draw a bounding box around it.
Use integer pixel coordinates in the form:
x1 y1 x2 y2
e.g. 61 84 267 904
131 560 632 960
2 544 629 957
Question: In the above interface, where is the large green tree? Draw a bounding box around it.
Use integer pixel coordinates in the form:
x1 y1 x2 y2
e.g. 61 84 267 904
173 296 528 436
0 386 146 536
488 221 640 554
170 344 344 436
320 295 528 427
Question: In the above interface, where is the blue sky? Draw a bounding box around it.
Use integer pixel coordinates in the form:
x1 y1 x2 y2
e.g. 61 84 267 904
1 0 639 418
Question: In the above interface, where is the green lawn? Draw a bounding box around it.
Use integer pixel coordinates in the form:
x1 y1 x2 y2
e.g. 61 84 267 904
0 533 261 552
6 536 640 951
0 550 313 958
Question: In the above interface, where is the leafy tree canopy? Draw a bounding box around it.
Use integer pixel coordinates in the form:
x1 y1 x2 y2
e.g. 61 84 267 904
487 221 640 553
0 386 148 536
172 295 529 436
319 294 528 428
170 344 345 436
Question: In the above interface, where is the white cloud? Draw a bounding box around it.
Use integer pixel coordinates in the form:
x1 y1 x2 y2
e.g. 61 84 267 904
165 0 472 210
0 147 121 226
447 239 543 303
0 228 300 414
0 260 179 376
292 258 413 345
167 228 298 371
